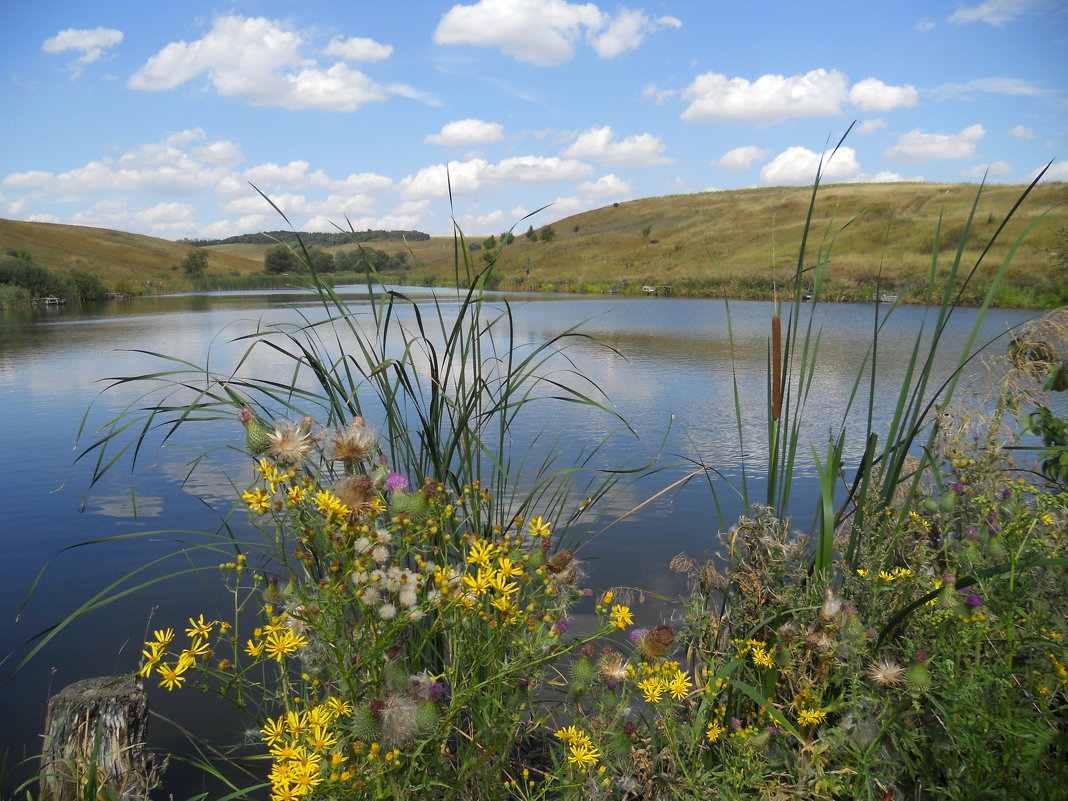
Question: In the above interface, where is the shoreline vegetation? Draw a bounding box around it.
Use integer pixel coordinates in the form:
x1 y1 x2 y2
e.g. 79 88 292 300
2 181 1067 311
5 163 1068 800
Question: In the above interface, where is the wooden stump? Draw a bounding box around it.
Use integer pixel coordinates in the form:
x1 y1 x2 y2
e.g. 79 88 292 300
39 676 163 801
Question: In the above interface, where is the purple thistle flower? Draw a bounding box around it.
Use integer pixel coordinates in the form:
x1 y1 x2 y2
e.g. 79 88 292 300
554 620 569 634
386 473 409 492
951 481 964 495
427 682 444 701
958 588 983 607
629 628 649 643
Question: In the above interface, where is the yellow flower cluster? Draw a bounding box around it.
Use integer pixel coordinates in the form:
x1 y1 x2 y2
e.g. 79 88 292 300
705 718 727 742
262 700 353 800
856 566 913 581
553 725 601 768
633 661 693 703
245 620 309 662
138 615 220 691
735 639 775 669
796 706 828 727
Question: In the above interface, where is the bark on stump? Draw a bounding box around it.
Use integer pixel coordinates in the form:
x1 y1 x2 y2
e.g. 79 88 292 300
39 676 163 801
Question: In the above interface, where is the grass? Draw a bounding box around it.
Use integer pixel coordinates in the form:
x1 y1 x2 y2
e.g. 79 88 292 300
4 181 1066 305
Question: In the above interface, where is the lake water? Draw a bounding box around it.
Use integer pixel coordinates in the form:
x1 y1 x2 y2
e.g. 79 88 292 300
0 287 1051 794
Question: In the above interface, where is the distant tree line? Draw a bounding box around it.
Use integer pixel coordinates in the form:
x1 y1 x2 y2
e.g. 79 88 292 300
0 248 107 302
264 244 411 274
182 229 430 247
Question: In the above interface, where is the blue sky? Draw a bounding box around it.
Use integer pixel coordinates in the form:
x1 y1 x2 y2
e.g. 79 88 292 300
2 0 1065 239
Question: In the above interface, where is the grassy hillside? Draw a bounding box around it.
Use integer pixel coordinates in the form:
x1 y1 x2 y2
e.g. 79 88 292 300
3 182 1066 304
0 218 262 293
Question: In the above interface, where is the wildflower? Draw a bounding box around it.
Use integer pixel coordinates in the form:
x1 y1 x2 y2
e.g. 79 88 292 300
266 419 314 464
263 629 308 662
378 602 397 621
261 717 286 747
637 676 667 704
706 720 726 742
385 473 408 492
598 651 629 682
638 625 676 659
629 627 649 643
527 516 552 538
313 489 350 518
905 652 931 692
667 669 693 700
797 707 827 727
865 658 905 687
566 741 601 767
242 488 272 515
466 539 497 568
285 484 308 504
238 407 273 455
327 419 376 462
245 638 265 658
156 654 194 691
489 571 520 596
610 604 634 630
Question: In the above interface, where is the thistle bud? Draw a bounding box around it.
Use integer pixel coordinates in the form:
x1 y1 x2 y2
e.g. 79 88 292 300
238 407 273 455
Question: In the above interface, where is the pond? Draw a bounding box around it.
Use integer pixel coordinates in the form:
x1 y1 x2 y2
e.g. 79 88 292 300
0 286 1052 795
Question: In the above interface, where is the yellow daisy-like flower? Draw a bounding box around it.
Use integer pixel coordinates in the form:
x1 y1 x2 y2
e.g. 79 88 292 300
609 604 633 629
155 653 194 692
496 556 523 577
261 717 287 747
706 719 726 742
307 724 338 752
325 697 353 717
637 676 667 704
184 614 214 639
667 669 693 700
489 570 520 596
264 630 308 662
245 638 265 658
466 539 497 568
566 742 601 767
150 627 175 648
285 484 308 505
527 516 552 538
312 489 350 518
184 636 211 659
242 487 272 515
797 707 827 727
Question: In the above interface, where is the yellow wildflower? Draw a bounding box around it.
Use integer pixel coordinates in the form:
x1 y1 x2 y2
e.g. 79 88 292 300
242 487 272 515
706 720 726 742
527 516 552 538
610 604 633 629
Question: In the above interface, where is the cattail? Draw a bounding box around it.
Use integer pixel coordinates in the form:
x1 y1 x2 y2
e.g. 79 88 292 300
771 314 783 421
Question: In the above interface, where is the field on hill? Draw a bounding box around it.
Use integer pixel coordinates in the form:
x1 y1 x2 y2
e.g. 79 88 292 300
2 182 1066 305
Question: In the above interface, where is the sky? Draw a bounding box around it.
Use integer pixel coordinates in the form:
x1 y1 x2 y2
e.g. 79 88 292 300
1 0 1066 240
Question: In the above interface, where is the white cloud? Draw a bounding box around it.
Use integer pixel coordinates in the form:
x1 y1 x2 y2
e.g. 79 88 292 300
26 213 62 224
323 35 393 61
433 0 677 66
642 83 677 104
587 10 681 59
948 0 1036 26
915 19 937 31
128 15 395 112
576 173 632 196
681 69 848 126
714 145 769 171
398 155 594 199
42 27 123 76
244 161 332 190
848 78 918 112
1032 162 1068 182
424 119 506 146
856 118 888 134
71 200 198 235
2 131 234 196
562 126 670 166
960 161 1012 178
1008 124 1036 139
884 124 986 162
760 146 861 185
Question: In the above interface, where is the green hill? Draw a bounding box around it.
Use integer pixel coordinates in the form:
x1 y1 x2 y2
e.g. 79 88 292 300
2 182 1066 305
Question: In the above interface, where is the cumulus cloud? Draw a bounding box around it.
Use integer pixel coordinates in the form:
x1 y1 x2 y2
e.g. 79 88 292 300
71 200 198 235
856 118 888 134
42 27 123 76
128 15 418 112
323 35 393 61
1008 124 1036 139
681 69 848 126
713 145 769 171
884 124 985 162
562 126 670 166
424 119 506 146
642 83 677 104
2 130 237 195
948 0 1036 26
960 161 1012 178
398 155 594 199
1032 162 1068 182
848 78 918 112
433 0 679 66
576 173 632 196
760 146 861 185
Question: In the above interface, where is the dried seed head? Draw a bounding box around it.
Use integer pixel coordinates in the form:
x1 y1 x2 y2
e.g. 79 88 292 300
328 420 377 462
865 658 906 687
266 419 315 464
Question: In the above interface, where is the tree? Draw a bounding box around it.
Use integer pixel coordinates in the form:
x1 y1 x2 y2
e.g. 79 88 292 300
539 225 556 243
525 225 536 241
264 245 297 274
308 247 335 273
483 235 497 250
182 249 209 277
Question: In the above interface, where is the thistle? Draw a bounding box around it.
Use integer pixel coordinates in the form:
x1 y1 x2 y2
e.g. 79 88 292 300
905 652 931 693
237 407 272 455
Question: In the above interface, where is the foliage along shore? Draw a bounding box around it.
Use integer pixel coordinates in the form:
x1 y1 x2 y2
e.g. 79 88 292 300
2 181 1067 309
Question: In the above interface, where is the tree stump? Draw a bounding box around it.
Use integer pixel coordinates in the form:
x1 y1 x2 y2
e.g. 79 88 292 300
39 676 163 801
